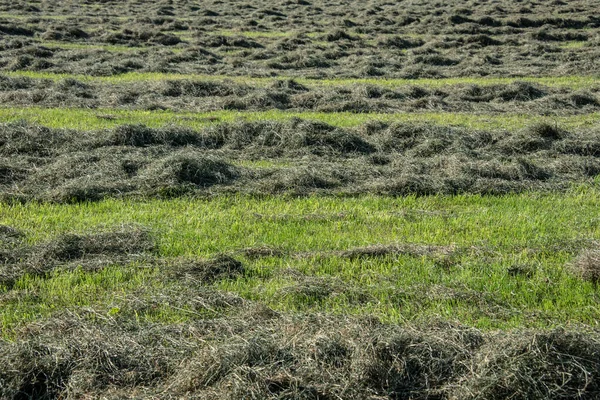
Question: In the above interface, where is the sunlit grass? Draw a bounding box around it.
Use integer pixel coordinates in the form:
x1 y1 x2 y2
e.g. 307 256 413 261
0 106 597 131
0 12 128 21
0 265 195 336
1 188 599 333
559 41 588 49
39 40 146 52
6 70 600 90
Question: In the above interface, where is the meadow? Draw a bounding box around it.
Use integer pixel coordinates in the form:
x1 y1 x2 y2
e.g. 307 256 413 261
1 0 600 398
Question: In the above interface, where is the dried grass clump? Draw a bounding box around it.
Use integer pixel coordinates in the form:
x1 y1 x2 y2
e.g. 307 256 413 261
364 326 482 399
36 228 154 262
377 35 424 49
171 255 245 283
109 124 206 147
323 29 358 42
464 159 551 181
159 79 238 97
275 272 374 305
0 317 200 400
266 167 342 193
497 82 546 102
375 174 439 196
285 118 374 154
451 329 600 399
527 122 565 140
101 29 181 46
0 225 25 265
50 180 130 204
0 163 26 184
0 122 71 157
339 243 456 260
241 246 285 259
170 316 483 399
499 133 551 155
554 133 600 157
142 151 238 193
204 118 375 155
568 91 599 108
269 79 309 93
0 226 155 286
0 225 24 241
0 24 34 36
572 248 600 284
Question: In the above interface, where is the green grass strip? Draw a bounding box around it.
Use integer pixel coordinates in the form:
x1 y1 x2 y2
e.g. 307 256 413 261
39 41 148 53
1 188 599 331
0 12 130 21
0 106 598 131
5 70 600 89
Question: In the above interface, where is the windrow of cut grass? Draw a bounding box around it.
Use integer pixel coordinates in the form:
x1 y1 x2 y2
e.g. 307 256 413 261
38 40 149 53
2 120 600 202
3 0 600 81
3 310 600 399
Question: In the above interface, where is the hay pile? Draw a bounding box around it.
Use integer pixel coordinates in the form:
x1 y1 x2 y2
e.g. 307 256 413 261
1 313 599 399
1 120 600 202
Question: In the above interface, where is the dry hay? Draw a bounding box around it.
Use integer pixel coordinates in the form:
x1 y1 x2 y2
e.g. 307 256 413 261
571 246 600 284
1 312 599 399
168 254 245 283
0 225 155 287
1 120 600 202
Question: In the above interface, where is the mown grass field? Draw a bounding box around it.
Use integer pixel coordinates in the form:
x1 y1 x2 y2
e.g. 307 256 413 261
2 189 600 334
2 106 600 130
1 0 600 398
7 70 600 88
